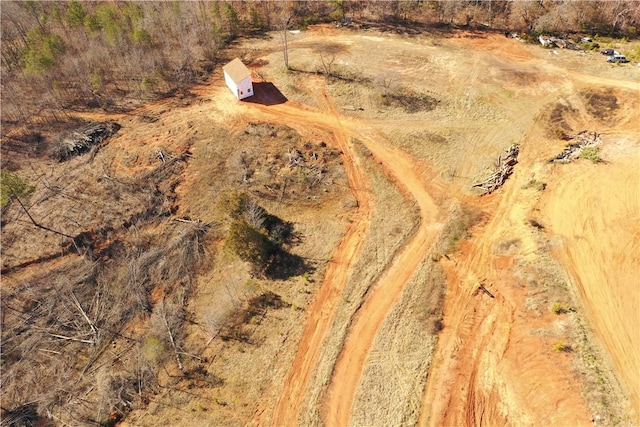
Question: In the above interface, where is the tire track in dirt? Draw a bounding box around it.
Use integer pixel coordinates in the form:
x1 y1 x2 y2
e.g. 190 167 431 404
226 92 376 426
266 99 374 426
419 163 592 426
320 128 441 425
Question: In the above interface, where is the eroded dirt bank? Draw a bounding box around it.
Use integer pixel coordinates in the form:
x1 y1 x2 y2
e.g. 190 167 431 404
542 142 640 413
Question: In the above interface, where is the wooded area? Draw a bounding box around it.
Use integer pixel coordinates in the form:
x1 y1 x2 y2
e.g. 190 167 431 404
2 0 639 155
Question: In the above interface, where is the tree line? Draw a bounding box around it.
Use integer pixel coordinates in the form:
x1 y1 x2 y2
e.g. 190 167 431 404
1 1 637 142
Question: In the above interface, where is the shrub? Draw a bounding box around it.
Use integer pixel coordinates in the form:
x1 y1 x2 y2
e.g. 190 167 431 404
224 220 276 270
143 336 167 365
1 171 35 207
552 302 572 314
522 179 546 191
625 45 640 62
580 146 602 163
23 30 66 74
554 342 572 352
217 191 250 220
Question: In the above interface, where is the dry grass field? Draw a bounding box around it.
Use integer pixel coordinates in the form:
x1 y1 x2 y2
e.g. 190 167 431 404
2 23 639 426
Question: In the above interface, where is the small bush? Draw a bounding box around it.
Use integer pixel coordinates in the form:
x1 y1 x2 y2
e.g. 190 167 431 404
554 342 572 352
582 42 600 51
624 44 640 62
552 302 572 314
1 171 36 207
580 146 602 163
522 179 546 191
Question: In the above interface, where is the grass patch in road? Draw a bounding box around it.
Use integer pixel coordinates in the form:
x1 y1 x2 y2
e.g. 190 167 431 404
433 202 484 260
298 139 420 426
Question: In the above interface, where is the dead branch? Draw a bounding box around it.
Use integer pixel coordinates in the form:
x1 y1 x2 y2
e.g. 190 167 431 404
7 183 75 239
473 144 519 195
48 333 95 345
161 306 184 373
70 291 99 343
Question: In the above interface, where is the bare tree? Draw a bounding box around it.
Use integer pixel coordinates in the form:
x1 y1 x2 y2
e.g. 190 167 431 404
152 299 185 373
278 0 293 69
375 70 400 97
243 198 267 230
319 51 336 82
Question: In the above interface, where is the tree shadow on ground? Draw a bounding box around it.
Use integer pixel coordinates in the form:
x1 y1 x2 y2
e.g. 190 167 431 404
265 249 312 280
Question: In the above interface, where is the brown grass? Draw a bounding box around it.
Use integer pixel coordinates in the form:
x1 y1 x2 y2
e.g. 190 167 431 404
351 257 445 426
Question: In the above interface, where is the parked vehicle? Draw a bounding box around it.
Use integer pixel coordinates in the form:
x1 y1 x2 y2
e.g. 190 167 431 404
600 48 615 55
607 54 629 63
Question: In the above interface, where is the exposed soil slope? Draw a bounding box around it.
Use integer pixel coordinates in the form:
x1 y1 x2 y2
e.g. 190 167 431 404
543 141 640 413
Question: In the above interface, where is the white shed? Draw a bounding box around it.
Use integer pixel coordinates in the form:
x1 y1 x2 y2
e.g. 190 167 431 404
223 58 253 100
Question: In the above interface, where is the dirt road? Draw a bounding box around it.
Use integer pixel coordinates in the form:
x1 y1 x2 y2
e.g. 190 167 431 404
321 128 441 426
235 86 442 426
267 96 373 426
244 30 638 425
419 183 592 426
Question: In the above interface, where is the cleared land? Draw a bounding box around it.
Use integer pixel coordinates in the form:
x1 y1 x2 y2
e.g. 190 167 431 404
2 24 638 426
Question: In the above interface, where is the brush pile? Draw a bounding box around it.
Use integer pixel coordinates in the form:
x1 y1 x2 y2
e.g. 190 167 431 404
51 121 121 161
549 130 601 163
473 144 519 195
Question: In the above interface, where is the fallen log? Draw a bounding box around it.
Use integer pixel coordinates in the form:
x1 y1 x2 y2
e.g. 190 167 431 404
478 284 495 298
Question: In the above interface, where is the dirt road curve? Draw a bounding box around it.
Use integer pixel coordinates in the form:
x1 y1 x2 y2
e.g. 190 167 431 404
268 97 373 426
322 129 441 426
237 91 441 426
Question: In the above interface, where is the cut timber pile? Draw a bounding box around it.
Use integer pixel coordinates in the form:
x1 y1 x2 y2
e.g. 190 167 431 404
549 130 601 163
473 144 519 195
52 121 121 162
